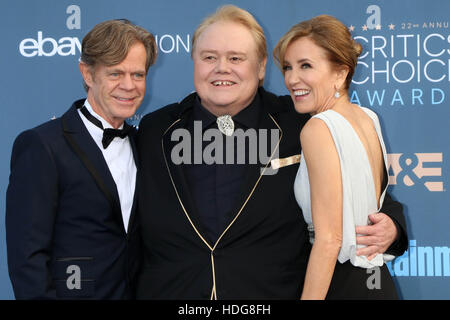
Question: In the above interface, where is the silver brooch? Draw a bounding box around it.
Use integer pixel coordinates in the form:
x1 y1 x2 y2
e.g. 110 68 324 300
216 115 234 136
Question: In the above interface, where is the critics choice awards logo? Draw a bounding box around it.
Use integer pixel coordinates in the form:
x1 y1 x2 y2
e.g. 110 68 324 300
348 5 449 108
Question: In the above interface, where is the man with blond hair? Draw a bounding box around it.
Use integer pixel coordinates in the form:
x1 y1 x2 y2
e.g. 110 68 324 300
136 5 407 299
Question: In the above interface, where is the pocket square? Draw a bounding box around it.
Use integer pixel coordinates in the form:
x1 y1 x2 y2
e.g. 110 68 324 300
270 154 301 170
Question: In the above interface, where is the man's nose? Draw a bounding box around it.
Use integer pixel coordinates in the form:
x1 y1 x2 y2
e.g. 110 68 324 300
119 74 136 90
215 57 231 73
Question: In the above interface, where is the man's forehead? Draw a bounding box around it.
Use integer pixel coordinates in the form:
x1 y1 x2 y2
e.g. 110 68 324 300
195 37 257 55
198 49 248 56
89 64 145 76
198 22 255 42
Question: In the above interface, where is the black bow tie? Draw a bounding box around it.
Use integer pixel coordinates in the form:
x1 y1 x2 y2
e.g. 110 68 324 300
79 106 132 149
102 127 132 148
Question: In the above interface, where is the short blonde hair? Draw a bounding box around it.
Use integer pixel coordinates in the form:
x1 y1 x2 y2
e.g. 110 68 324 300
192 5 267 86
273 15 362 90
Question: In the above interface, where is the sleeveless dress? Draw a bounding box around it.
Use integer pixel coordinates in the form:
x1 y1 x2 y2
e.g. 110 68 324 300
294 107 398 299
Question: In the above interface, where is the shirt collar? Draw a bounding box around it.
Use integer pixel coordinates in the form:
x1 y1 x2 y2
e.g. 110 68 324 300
192 96 217 130
192 92 262 130
232 92 261 129
83 99 124 130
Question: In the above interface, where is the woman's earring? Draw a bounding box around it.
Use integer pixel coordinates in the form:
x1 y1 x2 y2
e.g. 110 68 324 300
335 91 340 98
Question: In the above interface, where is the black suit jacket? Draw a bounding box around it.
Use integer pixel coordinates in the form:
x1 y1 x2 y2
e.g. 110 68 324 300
136 88 408 299
5 99 141 299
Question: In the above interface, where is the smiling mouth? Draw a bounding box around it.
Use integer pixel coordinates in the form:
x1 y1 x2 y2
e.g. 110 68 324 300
293 89 310 97
113 96 136 102
212 80 236 87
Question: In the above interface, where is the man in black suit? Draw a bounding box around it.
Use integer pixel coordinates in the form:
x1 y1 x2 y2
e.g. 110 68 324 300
136 5 407 299
5 19 157 299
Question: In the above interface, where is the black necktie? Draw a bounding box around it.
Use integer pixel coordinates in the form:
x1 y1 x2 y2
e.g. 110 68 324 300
80 106 132 149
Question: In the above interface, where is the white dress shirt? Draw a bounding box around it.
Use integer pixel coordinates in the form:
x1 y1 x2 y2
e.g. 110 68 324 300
78 100 136 232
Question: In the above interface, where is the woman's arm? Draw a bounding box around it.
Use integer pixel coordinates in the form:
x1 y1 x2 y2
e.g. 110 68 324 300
300 118 343 300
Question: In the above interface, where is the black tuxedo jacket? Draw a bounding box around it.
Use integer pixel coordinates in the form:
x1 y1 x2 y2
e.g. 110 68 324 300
5 99 141 299
136 88 408 299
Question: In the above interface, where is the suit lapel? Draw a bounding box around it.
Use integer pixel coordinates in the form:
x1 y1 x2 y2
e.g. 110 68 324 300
160 90 285 249
219 99 283 239
127 128 139 233
128 128 139 169
61 100 125 234
161 99 215 250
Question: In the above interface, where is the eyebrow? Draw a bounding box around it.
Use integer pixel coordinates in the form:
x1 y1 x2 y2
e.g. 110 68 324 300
227 51 247 56
284 58 312 65
199 50 247 56
295 58 311 64
107 68 146 74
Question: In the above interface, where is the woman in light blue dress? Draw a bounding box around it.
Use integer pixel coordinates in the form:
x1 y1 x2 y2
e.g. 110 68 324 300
273 15 398 299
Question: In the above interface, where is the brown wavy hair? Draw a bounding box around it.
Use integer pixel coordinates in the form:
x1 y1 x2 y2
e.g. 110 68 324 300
80 19 157 91
273 15 362 89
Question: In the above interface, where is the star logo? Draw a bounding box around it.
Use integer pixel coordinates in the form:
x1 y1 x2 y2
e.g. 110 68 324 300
362 24 368 31
389 23 395 30
375 24 382 30
348 25 355 32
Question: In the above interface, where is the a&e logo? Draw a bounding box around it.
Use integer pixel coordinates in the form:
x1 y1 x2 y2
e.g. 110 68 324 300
388 153 444 192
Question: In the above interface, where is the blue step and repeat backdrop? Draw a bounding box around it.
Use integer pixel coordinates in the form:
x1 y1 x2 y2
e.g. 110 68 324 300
0 0 449 300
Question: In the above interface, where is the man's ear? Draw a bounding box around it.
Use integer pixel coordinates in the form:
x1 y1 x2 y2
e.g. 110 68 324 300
258 56 268 82
79 62 94 89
